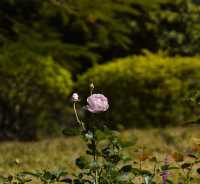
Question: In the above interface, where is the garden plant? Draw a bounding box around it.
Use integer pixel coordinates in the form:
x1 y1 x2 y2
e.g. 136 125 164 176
0 83 199 184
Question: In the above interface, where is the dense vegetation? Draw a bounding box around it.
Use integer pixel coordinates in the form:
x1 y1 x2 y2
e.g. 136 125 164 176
77 53 200 128
0 1 200 181
0 0 200 139
0 52 73 140
0 0 200 74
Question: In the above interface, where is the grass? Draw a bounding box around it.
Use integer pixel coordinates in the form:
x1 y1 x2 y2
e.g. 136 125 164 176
0 126 199 183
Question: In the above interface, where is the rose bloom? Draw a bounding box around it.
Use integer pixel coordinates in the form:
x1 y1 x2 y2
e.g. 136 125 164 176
72 93 79 102
86 94 109 113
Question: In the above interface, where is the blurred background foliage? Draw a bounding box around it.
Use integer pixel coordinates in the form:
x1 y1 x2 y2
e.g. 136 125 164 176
77 53 200 128
0 0 200 140
0 53 73 140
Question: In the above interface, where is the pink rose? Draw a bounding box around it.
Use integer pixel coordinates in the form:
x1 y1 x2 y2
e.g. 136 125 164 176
86 94 109 113
72 93 79 102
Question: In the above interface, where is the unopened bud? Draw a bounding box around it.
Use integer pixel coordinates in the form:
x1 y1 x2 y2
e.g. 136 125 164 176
72 93 79 102
90 82 94 90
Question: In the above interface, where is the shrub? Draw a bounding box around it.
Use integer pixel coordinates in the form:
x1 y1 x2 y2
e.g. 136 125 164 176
0 0 136 75
0 52 73 140
77 53 200 128
152 0 200 55
1 0 200 78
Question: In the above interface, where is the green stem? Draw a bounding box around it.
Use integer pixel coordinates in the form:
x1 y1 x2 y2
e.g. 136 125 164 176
73 102 85 131
139 160 142 170
92 133 98 184
95 170 98 184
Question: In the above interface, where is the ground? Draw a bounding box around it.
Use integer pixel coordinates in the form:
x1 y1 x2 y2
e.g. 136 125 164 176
0 126 199 183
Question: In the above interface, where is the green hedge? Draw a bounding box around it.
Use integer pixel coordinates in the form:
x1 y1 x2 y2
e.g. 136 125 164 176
77 53 200 128
0 53 73 140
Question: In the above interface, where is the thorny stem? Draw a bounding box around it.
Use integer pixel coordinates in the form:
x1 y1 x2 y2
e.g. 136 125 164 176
92 132 99 184
73 102 85 131
73 86 98 184
73 101 98 184
90 82 98 183
90 83 98 184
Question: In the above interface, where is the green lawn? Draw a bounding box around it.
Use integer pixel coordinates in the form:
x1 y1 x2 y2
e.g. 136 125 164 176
0 126 199 183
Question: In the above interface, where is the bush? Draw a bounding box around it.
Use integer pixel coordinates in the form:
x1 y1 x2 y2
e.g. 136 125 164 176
0 52 73 140
152 0 200 55
77 53 200 128
0 0 137 75
1 0 199 78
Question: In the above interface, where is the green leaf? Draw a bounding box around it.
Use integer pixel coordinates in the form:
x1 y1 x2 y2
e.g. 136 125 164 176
167 166 180 170
166 179 174 184
187 153 198 159
109 154 121 164
197 168 200 175
181 163 192 169
87 143 95 151
60 177 72 183
119 165 133 174
75 156 89 169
